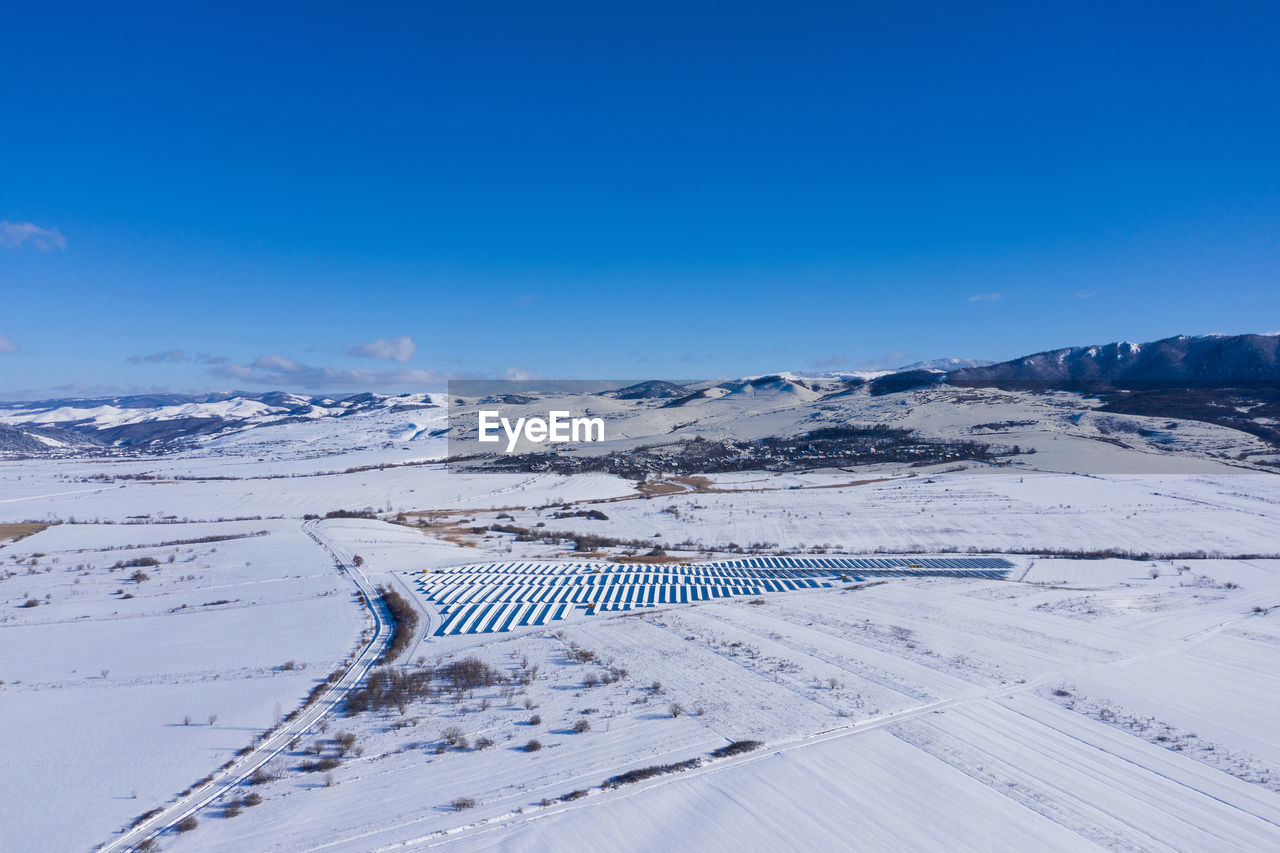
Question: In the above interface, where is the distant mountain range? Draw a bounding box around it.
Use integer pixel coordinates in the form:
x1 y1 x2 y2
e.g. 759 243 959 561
897 357 995 372
946 334 1280 390
1 334 1277 456
0 392 437 453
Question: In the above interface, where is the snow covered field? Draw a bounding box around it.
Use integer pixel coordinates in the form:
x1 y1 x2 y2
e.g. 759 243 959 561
0 521 366 852
2 387 1279 851
159 541 1280 852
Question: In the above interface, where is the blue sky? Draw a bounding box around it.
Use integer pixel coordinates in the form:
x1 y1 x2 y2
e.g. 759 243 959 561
2 2 1278 397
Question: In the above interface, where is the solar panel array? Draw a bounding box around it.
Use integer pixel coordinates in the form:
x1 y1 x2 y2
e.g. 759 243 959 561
413 555 1013 637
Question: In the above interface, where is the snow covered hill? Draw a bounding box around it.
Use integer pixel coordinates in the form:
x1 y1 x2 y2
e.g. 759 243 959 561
3 335 1276 468
948 333 1280 388
0 392 441 455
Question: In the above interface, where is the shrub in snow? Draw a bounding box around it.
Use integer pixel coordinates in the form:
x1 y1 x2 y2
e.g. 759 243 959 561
709 740 763 759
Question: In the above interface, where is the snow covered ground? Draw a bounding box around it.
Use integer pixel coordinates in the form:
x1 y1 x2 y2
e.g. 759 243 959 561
1 385 1278 851
159 541 1280 852
0 521 367 852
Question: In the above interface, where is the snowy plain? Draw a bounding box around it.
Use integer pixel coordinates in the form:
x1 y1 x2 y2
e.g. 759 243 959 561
1 383 1278 851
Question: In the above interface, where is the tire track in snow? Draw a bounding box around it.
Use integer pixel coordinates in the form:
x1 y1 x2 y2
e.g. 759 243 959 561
96 520 391 853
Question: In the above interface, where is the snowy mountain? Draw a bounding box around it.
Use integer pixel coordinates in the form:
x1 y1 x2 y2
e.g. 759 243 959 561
3 334 1280 460
0 391 439 453
895 357 994 372
946 333 1280 389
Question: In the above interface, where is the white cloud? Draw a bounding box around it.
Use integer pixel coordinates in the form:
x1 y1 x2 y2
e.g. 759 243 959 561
0 333 16 353
0 221 66 251
210 352 547 391
346 335 416 363
967 292 1002 303
213 355 453 391
127 349 228 365
250 354 302 371
499 367 543 380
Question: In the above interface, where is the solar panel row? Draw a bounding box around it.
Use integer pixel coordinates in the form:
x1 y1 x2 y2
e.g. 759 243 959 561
414 555 1013 637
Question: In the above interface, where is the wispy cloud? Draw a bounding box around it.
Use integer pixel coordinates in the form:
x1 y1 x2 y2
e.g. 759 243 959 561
127 349 229 365
212 355 454 390
967 292 1001 303
499 367 543 380
809 351 914 372
1075 289 1096 300
812 352 916 371
346 335 416 363
0 221 66 251
0 382 172 402
0 333 16 354
842 350 912 371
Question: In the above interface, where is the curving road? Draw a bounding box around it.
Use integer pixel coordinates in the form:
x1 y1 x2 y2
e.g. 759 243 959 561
97 520 392 853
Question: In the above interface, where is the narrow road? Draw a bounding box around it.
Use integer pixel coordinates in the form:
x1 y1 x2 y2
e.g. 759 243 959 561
97 520 392 853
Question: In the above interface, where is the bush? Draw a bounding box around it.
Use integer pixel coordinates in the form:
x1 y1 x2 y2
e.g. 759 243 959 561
565 643 597 664
572 719 590 733
603 758 702 788
524 739 542 752
20 599 39 608
345 664 436 714
709 740 763 759
242 792 262 807
439 656 500 694
224 798 242 818
379 586 421 663
668 702 683 718
176 815 198 833
474 736 495 750
452 796 477 811
529 714 542 726
113 556 159 569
